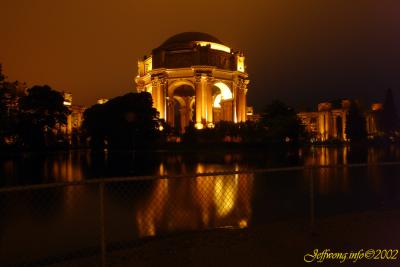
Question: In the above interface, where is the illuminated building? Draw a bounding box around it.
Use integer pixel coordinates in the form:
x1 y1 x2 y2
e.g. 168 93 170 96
246 106 261 122
57 92 86 144
365 103 383 138
135 32 249 132
298 99 382 141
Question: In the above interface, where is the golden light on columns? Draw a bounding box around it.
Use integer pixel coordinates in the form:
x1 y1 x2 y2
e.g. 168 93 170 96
135 32 249 133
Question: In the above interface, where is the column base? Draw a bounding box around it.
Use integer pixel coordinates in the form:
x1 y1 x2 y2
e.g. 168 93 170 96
195 122 204 130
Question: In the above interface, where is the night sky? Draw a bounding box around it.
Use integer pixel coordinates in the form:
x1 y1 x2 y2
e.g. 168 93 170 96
1 0 399 111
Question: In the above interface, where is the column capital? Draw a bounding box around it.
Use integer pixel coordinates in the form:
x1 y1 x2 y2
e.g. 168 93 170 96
206 76 215 86
194 75 202 83
194 71 212 83
151 77 159 87
136 80 145 92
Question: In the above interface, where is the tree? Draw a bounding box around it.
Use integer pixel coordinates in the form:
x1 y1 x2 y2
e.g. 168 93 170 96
83 92 162 149
0 64 5 83
0 65 9 141
261 100 305 142
0 65 26 145
345 101 367 142
18 85 70 148
381 88 400 135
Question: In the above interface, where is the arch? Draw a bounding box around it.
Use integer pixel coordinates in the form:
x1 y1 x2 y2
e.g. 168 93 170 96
173 95 186 107
213 82 233 108
189 97 195 108
168 79 195 96
170 84 195 133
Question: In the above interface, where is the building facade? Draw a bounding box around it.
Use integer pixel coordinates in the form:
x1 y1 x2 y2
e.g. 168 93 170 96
56 92 85 144
298 99 382 141
135 32 249 132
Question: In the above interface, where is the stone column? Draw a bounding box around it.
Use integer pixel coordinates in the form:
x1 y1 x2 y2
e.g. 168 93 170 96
236 80 249 122
232 79 239 123
158 78 166 120
151 76 166 120
195 74 208 129
318 113 325 141
342 112 347 141
195 75 203 129
166 97 174 127
325 113 330 140
151 78 159 113
243 80 249 122
67 114 72 135
206 77 214 127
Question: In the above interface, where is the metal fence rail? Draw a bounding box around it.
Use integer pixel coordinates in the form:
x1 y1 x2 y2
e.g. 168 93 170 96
1 161 400 267
2 161 400 194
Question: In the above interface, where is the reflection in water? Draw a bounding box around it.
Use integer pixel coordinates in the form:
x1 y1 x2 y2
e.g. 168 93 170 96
2 147 400 266
1 146 400 187
134 169 253 238
300 146 400 196
136 179 168 237
304 146 349 166
304 147 350 195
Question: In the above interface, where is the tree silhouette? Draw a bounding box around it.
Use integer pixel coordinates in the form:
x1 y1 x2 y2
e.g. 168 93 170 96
345 101 367 142
261 100 305 142
83 92 162 149
0 65 9 142
381 88 400 135
18 85 70 148
0 65 27 146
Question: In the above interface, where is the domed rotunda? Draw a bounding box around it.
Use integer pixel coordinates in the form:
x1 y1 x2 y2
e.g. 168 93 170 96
135 32 249 132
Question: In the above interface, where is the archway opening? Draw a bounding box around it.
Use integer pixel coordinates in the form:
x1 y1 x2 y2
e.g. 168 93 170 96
213 82 233 108
212 82 233 123
172 85 195 133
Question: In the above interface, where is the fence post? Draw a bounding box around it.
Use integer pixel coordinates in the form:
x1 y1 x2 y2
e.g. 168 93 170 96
309 166 315 234
99 181 106 267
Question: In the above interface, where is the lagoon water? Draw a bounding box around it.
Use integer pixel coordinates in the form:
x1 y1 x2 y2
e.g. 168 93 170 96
1 146 400 186
1 146 400 265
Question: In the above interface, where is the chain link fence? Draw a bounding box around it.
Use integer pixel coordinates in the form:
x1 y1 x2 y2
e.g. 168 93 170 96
1 162 400 266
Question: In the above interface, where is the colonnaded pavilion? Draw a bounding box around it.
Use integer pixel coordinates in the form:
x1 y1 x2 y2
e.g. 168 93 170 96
135 32 249 132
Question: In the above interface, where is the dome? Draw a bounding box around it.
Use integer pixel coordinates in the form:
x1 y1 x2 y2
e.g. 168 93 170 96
161 32 223 47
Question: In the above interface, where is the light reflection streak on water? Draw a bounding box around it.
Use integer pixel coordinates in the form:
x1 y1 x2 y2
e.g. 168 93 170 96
135 163 253 238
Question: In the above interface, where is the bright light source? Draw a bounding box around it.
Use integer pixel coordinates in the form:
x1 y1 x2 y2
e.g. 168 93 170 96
196 42 231 53
213 82 233 108
195 123 204 129
213 94 222 108
97 98 108 105
237 56 245 72
239 219 248 229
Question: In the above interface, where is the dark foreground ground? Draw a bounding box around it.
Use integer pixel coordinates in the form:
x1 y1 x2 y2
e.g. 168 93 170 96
46 209 400 267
